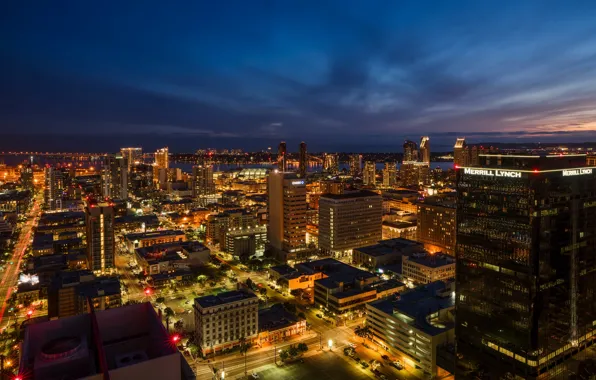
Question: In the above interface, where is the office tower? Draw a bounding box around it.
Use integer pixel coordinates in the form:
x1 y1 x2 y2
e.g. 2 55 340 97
120 147 142 171
453 137 467 167
456 154 596 379
44 166 63 210
363 161 376 185
20 163 34 191
85 199 115 273
349 154 362 176
318 190 382 258
403 140 419 162
194 289 259 356
192 164 215 197
299 141 307 178
323 153 339 175
101 154 128 200
268 171 306 252
382 162 397 188
400 162 430 186
417 197 456 255
154 147 169 169
420 136 431 164
277 141 287 172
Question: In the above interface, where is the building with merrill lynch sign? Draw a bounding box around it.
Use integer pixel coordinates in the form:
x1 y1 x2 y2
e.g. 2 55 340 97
455 153 596 379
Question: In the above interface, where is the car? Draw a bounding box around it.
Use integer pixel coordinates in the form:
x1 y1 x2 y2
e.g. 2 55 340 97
316 314 322 318
379 375 387 380
381 355 390 361
251 373 259 379
348 343 356 348
392 361 403 370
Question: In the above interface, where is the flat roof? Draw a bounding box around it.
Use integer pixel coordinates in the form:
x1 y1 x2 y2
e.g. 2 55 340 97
124 230 185 241
320 190 380 200
406 254 455 268
269 264 297 276
195 289 257 309
369 281 455 336
258 304 302 332
382 220 417 229
356 238 424 257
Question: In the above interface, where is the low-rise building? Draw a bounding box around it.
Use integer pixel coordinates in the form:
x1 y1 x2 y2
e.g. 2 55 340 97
382 220 417 240
134 241 210 275
402 253 455 284
224 225 267 260
257 304 307 346
366 281 455 379
194 289 259 356
114 214 160 233
18 302 195 380
353 238 424 269
124 230 186 252
268 264 327 293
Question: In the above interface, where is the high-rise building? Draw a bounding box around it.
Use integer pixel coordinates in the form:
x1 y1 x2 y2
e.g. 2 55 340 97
400 162 429 186
192 164 215 197
277 141 287 172
453 138 467 168
318 190 382 258
20 163 34 191
299 141 307 178
85 199 115 273
154 147 169 169
101 154 128 200
194 289 259 356
382 162 397 188
420 136 431 164
130 163 153 192
403 140 419 162
363 161 376 186
268 171 307 252
44 166 63 210
349 154 362 176
120 147 142 171
323 153 339 175
417 197 456 255
456 153 596 379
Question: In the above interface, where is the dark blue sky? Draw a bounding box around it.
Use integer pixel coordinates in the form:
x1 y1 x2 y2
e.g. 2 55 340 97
2 1 596 152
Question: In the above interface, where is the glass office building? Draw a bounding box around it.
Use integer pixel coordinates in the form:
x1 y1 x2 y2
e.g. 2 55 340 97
456 154 596 379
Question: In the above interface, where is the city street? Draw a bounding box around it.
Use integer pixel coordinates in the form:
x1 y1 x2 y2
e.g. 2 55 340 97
0 193 42 327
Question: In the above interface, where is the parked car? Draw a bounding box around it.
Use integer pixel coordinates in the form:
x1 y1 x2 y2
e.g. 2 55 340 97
392 361 404 370
381 355 390 361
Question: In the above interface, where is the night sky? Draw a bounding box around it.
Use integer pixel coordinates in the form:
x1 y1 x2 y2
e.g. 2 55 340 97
2 1 596 152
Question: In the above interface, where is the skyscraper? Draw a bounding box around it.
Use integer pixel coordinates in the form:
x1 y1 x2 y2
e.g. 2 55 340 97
403 140 419 162
323 153 339 175
101 154 128 200
20 163 34 191
382 162 397 188
456 154 596 379
299 141 307 178
363 161 376 186
120 147 142 171
277 141 287 172
85 199 115 273
154 147 169 169
349 154 362 176
44 166 63 210
268 171 306 252
419 136 431 164
318 190 382 259
192 164 215 197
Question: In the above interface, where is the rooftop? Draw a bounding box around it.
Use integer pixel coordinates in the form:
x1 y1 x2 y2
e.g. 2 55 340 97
382 220 417 229
19 302 192 380
369 281 455 336
405 253 455 268
195 289 257 309
124 229 185 241
269 264 297 277
320 190 380 200
258 304 302 332
356 238 424 257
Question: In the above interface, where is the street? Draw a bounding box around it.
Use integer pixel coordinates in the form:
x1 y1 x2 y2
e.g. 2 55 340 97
0 193 42 327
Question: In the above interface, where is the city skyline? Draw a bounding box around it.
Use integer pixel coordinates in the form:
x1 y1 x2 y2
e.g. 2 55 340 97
3 1 596 151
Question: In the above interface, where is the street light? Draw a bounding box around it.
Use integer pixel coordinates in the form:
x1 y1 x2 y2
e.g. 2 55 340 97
328 339 333 350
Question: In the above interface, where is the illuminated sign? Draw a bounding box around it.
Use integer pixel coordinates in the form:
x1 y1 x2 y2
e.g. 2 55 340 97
562 168 593 177
463 168 522 178
291 180 305 185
